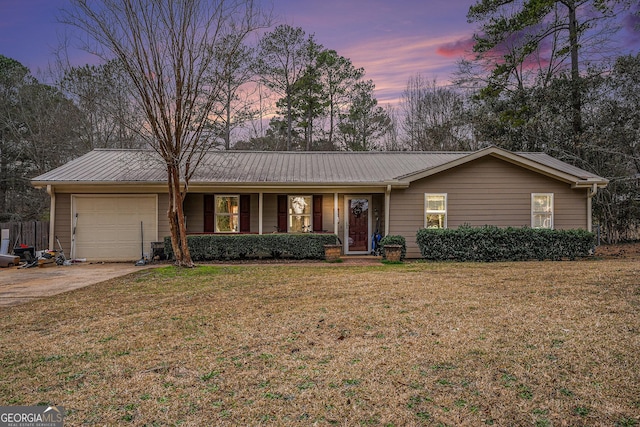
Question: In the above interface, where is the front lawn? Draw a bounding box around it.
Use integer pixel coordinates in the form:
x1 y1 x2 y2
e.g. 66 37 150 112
1 259 639 426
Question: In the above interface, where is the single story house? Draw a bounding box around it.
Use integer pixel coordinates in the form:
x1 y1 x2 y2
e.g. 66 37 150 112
31 146 608 261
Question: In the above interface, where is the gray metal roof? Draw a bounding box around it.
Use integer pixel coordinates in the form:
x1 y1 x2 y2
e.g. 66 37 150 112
31 148 607 186
516 152 603 181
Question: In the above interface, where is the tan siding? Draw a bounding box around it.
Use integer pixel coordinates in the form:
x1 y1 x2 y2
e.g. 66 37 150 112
183 193 204 233
555 188 588 229
54 193 72 253
157 193 170 240
390 157 588 258
250 194 260 232
320 194 335 233
320 195 329 232
262 194 278 233
371 194 384 234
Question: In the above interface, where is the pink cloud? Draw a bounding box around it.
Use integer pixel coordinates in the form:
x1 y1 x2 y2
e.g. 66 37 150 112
448 28 561 76
339 34 473 103
436 37 476 59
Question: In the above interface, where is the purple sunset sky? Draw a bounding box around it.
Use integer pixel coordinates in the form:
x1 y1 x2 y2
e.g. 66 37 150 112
1 0 638 105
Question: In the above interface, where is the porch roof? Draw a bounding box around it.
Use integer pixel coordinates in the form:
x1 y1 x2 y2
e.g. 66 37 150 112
31 147 608 188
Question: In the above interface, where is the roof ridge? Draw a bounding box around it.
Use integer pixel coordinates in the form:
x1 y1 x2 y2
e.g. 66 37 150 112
93 148 151 152
212 150 472 154
90 148 474 154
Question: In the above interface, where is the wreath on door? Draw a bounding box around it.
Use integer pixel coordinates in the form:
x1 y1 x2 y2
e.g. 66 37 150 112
351 201 364 217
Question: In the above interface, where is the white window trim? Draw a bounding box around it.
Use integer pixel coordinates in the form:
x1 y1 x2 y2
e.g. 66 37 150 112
531 193 554 229
215 194 240 233
425 193 447 229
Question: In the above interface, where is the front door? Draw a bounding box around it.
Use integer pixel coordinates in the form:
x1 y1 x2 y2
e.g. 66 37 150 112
345 196 371 254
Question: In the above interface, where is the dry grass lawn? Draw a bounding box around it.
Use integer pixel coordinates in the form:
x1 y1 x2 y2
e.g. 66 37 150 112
1 257 639 426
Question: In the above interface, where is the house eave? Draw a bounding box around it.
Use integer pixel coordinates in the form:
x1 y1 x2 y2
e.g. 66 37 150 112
34 180 410 193
571 179 609 189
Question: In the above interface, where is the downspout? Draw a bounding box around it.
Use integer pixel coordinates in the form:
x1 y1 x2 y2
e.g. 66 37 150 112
47 185 55 250
587 183 597 232
384 185 391 236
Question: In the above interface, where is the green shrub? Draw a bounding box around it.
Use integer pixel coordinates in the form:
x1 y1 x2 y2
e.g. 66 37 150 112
380 235 407 260
416 226 594 262
164 233 339 261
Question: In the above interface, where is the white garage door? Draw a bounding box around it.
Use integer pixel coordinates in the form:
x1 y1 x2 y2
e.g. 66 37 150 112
72 195 158 261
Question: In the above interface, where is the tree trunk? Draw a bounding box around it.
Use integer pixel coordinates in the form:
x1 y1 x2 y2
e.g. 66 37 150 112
224 79 232 150
225 97 231 150
0 138 6 213
306 103 313 150
328 97 334 148
167 163 194 267
286 91 292 151
567 1 582 146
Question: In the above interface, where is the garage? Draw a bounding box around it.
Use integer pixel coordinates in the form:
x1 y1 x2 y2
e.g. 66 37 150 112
72 195 158 261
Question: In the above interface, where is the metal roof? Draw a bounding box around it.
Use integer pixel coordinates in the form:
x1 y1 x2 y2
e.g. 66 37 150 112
31 148 607 187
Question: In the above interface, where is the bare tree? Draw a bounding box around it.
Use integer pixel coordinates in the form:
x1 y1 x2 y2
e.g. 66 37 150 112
62 0 269 266
60 60 146 150
401 75 469 151
207 35 258 150
381 104 401 151
317 50 364 148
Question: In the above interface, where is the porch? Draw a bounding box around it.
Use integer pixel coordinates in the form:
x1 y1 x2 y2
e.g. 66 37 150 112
183 192 389 255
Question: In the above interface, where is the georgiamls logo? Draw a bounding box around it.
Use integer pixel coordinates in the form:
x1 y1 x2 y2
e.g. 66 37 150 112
0 405 64 426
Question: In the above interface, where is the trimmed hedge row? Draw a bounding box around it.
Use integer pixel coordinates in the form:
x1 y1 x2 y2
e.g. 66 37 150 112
416 226 595 262
164 233 339 261
380 235 407 260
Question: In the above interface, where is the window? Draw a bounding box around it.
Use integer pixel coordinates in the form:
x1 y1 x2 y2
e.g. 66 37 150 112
289 195 312 232
215 195 239 232
532 193 553 229
425 194 447 229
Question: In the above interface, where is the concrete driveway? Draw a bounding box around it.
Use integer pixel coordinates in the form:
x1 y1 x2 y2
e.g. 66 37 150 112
0 262 156 307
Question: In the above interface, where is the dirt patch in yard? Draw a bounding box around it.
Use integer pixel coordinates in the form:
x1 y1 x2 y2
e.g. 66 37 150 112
595 241 640 259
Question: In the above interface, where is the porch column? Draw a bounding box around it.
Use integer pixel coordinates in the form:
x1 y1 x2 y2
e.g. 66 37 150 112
47 185 55 250
259 192 263 234
587 192 592 233
334 193 339 235
384 185 391 236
